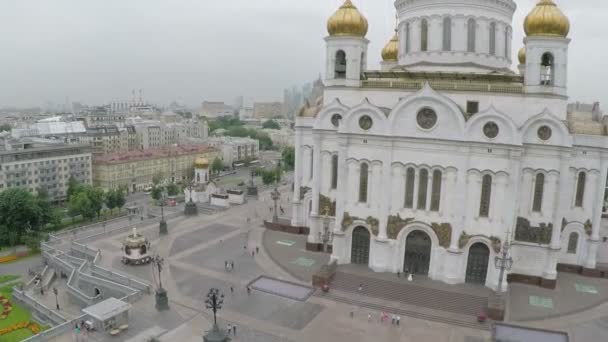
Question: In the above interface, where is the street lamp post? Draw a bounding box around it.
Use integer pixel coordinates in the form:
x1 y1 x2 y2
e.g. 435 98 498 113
488 230 513 321
271 187 281 223
53 287 59 310
159 193 168 235
152 255 169 311
203 288 229 342
184 179 198 216
318 206 334 253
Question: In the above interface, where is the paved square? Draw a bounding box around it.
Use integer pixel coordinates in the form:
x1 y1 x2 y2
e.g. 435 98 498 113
529 295 554 309
575 283 599 294
250 276 314 301
169 223 239 256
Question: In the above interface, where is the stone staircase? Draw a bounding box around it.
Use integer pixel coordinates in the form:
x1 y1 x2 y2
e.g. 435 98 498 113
325 271 491 330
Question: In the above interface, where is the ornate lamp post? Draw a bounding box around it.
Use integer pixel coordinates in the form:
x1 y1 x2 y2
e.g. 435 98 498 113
318 206 334 253
184 179 198 216
488 230 513 320
203 288 229 342
152 255 169 311
247 168 258 197
271 187 281 223
159 192 168 235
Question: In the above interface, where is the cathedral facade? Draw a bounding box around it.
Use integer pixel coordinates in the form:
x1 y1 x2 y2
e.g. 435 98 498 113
292 0 608 291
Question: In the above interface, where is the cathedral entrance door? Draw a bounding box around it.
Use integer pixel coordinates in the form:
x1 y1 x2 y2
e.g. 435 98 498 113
351 226 370 265
403 231 431 275
465 243 490 284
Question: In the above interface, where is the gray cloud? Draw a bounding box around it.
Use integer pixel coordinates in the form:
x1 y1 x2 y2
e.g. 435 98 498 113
0 0 604 108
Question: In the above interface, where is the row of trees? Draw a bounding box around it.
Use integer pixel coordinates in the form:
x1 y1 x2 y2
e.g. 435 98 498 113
208 117 274 150
0 189 53 248
67 178 126 221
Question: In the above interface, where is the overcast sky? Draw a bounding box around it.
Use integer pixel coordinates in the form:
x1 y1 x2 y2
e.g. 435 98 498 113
0 0 605 109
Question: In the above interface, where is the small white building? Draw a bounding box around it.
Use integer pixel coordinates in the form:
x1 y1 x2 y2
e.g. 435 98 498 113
184 157 219 204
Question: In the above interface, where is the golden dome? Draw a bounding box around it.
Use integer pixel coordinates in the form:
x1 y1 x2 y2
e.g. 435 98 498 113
194 157 209 169
518 47 526 64
381 31 399 62
524 0 570 37
327 0 368 37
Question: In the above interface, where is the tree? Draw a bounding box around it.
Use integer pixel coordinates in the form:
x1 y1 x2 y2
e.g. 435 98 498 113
256 132 273 150
86 186 105 218
69 192 95 221
151 185 163 201
166 183 179 196
152 173 164 186
262 120 280 130
67 177 83 199
281 146 295 170
105 189 118 214
0 124 11 132
115 188 126 212
211 157 224 174
0 189 49 247
48 209 64 231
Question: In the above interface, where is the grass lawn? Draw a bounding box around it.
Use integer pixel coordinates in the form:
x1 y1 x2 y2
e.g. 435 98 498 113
0 275 20 285
0 290 46 342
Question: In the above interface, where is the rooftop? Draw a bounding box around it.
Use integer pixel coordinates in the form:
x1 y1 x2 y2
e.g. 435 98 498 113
82 297 131 322
94 144 217 165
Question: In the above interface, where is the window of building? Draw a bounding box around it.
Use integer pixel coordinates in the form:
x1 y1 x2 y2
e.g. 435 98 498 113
405 22 411 53
404 168 415 208
479 174 492 217
335 50 347 79
331 155 338 190
532 173 545 212
466 101 479 115
540 52 554 86
489 22 496 55
417 169 429 210
567 232 579 253
359 163 368 203
310 149 314 180
442 17 451 51
467 18 476 52
430 170 442 211
420 19 429 52
575 171 586 207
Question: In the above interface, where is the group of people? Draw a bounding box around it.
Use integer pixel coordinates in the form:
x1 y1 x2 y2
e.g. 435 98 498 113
226 323 237 337
366 312 401 326
224 260 235 271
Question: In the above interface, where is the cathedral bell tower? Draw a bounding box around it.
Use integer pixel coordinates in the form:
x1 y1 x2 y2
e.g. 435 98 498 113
523 0 571 97
324 0 369 87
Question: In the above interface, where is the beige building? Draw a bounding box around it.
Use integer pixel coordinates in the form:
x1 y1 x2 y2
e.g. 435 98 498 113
93 144 219 192
253 102 284 119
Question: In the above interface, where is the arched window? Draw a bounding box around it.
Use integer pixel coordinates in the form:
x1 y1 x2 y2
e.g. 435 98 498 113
359 163 368 203
405 23 411 53
420 19 428 52
489 22 496 55
575 171 586 207
442 17 451 51
532 173 545 212
331 155 338 189
417 169 429 210
334 50 346 79
404 168 415 208
430 170 442 211
540 53 554 86
567 232 579 253
505 26 511 58
479 175 492 217
467 19 476 52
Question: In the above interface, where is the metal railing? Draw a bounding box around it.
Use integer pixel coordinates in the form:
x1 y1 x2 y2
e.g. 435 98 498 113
362 79 524 94
12 288 67 326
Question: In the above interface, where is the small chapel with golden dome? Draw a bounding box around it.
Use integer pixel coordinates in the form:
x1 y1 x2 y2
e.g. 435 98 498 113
292 0 608 291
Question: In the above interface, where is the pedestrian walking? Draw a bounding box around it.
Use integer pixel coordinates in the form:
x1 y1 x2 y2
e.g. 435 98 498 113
397 271 401 278
227 323 232 336
367 313 372 322
358 284 363 293
392 315 395 325
256 246 259 254
233 325 237 336
230 286 234 294
247 286 251 295
396 315 401 326
252 250 255 257
349 311 354 318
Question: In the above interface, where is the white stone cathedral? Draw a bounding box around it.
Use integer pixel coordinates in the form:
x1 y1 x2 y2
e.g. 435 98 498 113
292 0 608 291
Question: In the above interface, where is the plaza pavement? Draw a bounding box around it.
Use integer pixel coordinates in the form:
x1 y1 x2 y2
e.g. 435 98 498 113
10 183 608 341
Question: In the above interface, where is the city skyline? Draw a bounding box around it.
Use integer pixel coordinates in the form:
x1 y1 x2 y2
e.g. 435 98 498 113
0 0 606 108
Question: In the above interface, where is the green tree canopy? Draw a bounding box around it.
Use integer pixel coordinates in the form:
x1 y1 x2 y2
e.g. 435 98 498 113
105 189 118 213
115 188 126 211
211 157 224 174
0 124 12 132
151 185 163 201
67 176 83 199
262 120 280 130
166 183 179 196
281 146 295 170
69 191 95 221
152 173 164 186
0 189 50 246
